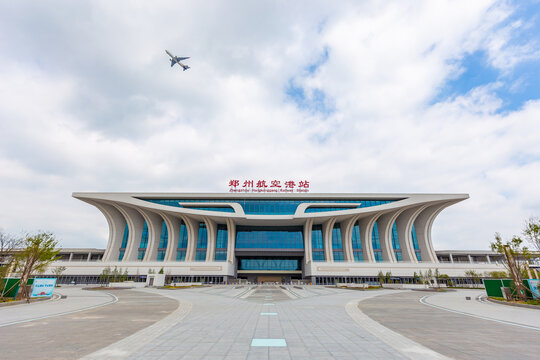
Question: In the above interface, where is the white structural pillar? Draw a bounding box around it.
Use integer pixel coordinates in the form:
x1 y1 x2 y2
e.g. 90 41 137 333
376 211 402 262
322 219 336 262
395 205 427 263
138 209 164 262
303 219 313 265
340 217 357 262
86 200 126 262
414 202 457 263
204 217 217 262
184 217 199 262
226 218 236 263
160 212 180 261
358 214 378 262
113 204 146 262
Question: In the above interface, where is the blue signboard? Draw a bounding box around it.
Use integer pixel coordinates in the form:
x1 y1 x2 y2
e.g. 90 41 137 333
31 278 57 298
528 279 540 300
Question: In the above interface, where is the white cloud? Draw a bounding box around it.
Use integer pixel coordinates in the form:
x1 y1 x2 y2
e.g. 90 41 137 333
0 1 539 251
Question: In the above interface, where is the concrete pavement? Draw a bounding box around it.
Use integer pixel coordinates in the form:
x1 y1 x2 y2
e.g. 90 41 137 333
0 289 178 360
0 286 115 327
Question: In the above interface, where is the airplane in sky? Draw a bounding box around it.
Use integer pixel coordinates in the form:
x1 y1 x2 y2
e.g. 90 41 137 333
165 50 190 71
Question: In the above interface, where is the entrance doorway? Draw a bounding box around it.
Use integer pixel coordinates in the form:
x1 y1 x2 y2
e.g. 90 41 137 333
257 275 282 283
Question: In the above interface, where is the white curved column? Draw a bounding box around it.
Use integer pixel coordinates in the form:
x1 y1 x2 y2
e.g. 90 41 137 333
226 218 236 263
160 212 180 261
204 217 217 262
340 216 358 262
136 209 163 262
184 217 199 261
112 204 145 262
358 213 380 263
415 201 458 263
85 200 126 262
395 205 428 263
303 218 313 265
322 218 337 262
376 210 404 262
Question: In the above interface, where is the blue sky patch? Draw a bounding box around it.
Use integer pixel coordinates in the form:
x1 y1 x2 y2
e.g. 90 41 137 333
432 2 540 113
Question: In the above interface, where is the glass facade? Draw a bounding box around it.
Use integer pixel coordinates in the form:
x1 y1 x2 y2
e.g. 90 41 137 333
138 221 149 260
195 223 207 261
215 224 228 261
311 224 325 261
142 198 399 215
412 224 422 261
177 221 188 261
235 226 303 249
372 222 383 262
391 222 402 261
238 258 300 271
157 221 168 261
119 223 129 260
332 224 344 261
352 224 363 262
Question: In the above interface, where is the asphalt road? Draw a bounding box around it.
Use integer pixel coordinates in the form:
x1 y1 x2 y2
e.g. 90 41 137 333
359 290 540 360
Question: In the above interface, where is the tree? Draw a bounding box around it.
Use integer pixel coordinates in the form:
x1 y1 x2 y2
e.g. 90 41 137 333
523 217 540 253
0 230 21 279
485 271 508 279
377 271 384 285
100 266 112 283
464 270 481 285
12 232 59 301
52 266 66 278
490 233 531 301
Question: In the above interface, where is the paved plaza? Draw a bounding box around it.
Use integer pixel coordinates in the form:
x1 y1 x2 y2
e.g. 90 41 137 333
0 286 539 359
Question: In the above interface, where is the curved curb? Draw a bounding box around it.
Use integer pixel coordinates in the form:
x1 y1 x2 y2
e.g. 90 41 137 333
0 292 118 328
80 293 192 359
345 297 450 360
419 294 540 331
486 296 540 310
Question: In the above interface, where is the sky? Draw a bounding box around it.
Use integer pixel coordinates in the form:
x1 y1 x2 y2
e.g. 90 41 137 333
0 0 539 251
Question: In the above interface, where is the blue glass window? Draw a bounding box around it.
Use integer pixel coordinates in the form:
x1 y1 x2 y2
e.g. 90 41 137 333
138 221 148 260
391 222 400 249
412 224 422 261
372 221 382 262
142 198 400 215
177 221 188 261
312 251 325 261
215 250 227 261
352 224 363 262
137 250 145 260
332 224 344 261
140 222 149 248
121 223 129 248
215 224 228 261
176 250 186 261
158 221 168 249
311 224 325 262
239 258 300 271
235 226 303 249
392 222 402 262
157 250 166 261
157 221 168 262
195 223 207 261
119 223 129 260
195 250 206 261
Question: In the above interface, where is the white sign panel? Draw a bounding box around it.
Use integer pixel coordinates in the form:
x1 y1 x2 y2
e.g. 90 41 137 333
31 278 57 298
